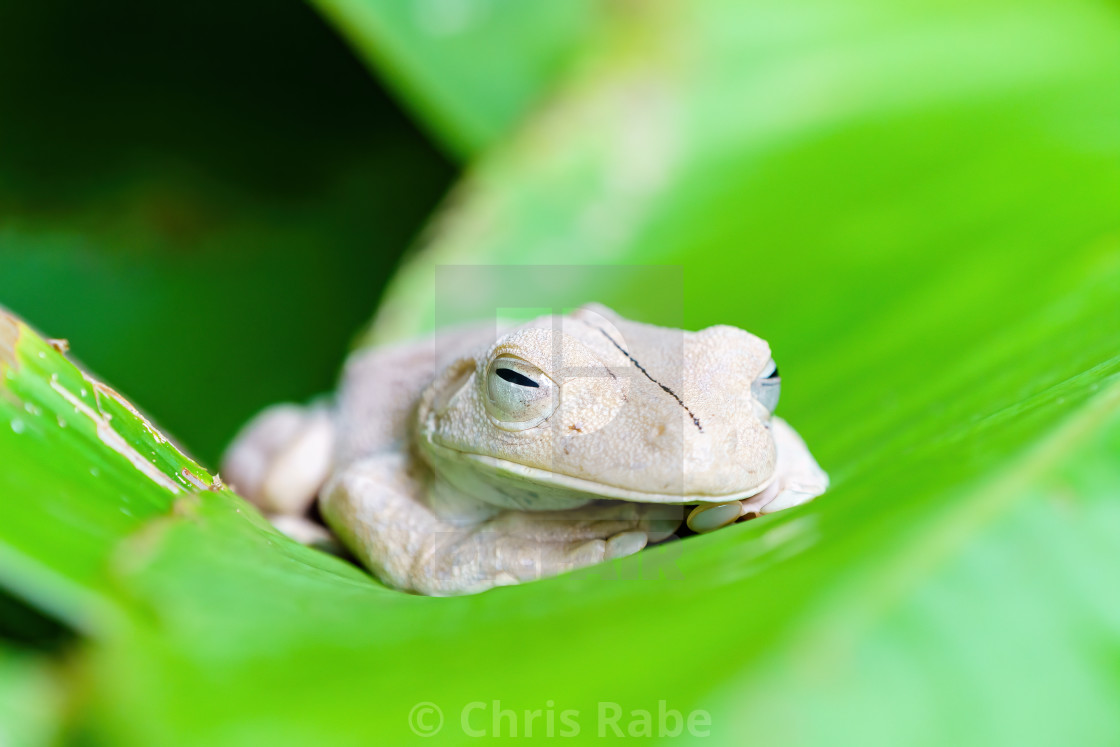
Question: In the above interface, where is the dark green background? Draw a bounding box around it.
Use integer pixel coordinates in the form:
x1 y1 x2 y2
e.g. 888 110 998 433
0 0 453 465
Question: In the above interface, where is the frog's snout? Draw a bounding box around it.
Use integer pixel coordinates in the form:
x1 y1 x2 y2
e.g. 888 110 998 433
678 416 776 497
670 324 779 497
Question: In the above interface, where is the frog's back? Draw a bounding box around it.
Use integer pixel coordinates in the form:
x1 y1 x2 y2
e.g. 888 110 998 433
332 322 501 465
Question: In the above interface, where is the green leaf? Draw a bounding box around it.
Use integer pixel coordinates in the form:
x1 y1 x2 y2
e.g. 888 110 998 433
1 0 1119 743
0 645 62 747
0 314 226 630
311 0 605 157
368 0 1120 350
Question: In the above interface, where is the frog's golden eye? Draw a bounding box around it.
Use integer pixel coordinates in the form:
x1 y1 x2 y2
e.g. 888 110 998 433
484 355 558 431
751 359 781 412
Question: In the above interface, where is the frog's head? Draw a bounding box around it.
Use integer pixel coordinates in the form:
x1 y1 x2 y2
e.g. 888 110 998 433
416 304 781 510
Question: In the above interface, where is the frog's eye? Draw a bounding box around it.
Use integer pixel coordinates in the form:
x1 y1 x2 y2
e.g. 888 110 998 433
484 355 558 431
751 359 781 412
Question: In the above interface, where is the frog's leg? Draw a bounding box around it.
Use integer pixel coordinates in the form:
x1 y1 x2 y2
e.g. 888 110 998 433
321 454 682 596
759 416 829 513
221 402 335 518
687 416 828 532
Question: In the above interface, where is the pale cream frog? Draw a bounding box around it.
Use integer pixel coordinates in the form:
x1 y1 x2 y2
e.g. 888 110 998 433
222 304 827 595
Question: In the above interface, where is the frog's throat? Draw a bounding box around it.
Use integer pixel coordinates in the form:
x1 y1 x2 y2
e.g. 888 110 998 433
419 438 777 510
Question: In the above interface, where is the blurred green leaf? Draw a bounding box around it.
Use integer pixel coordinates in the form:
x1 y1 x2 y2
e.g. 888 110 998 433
311 0 605 156
0 645 61 747
0 0 1118 744
370 0 1119 352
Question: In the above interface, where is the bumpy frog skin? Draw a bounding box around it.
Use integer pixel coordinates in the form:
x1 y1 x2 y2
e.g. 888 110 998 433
222 304 827 595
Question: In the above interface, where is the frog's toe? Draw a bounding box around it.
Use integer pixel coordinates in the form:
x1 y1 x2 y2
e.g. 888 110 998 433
760 486 820 514
639 503 684 542
566 538 607 566
270 515 343 554
492 571 521 588
686 501 742 533
605 530 648 559
222 403 334 516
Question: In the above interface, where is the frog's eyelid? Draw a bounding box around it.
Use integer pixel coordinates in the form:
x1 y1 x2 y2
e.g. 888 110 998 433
495 368 539 388
753 359 781 412
484 358 556 430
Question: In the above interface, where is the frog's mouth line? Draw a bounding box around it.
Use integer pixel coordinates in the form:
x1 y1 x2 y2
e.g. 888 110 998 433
422 437 777 507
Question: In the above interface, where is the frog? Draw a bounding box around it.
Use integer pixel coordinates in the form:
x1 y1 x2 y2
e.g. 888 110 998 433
222 304 827 595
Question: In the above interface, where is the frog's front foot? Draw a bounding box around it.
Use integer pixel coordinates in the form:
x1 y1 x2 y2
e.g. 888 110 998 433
221 402 334 516
686 416 828 533
422 501 684 594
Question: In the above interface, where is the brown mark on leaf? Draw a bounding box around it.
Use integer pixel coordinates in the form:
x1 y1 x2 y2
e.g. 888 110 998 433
0 313 20 371
50 377 180 494
181 468 224 493
181 468 209 491
90 378 168 445
47 338 70 354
